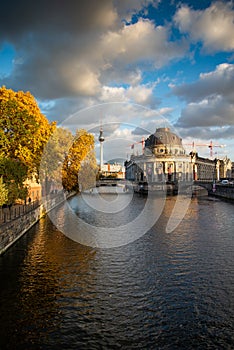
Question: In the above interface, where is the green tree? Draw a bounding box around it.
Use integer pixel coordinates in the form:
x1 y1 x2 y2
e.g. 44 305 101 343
0 176 8 206
0 157 28 204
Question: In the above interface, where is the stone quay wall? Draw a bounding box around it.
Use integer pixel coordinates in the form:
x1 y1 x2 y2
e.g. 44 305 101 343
209 184 234 201
0 192 74 255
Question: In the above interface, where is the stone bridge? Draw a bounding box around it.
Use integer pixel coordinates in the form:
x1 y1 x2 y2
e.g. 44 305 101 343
194 181 213 192
194 180 234 200
96 179 125 187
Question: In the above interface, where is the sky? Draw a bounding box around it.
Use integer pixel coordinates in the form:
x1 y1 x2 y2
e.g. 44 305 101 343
0 0 234 163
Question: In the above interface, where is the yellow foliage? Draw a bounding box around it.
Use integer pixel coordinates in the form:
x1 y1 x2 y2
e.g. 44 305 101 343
62 129 98 192
0 86 56 176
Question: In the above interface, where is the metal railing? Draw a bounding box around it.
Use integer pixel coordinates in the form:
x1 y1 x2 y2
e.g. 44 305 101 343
0 190 73 226
0 200 40 225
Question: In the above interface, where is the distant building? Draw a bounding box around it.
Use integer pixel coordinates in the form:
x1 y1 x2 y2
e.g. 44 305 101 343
125 127 232 184
190 153 232 181
24 175 41 202
219 156 232 179
101 163 125 179
125 127 193 183
231 162 234 179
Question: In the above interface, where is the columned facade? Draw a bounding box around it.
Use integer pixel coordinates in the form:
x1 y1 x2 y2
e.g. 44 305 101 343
190 152 232 181
125 127 232 184
125 128 193 184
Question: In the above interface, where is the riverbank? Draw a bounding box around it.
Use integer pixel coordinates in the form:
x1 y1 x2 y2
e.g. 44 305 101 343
0 191 75 255
208 183 234 201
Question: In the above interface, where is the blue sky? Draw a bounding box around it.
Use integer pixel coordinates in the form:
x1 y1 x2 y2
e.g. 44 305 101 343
0 0 234 162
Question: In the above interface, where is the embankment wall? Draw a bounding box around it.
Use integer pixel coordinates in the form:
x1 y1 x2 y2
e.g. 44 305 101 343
209 184 234 201
0 192 74 255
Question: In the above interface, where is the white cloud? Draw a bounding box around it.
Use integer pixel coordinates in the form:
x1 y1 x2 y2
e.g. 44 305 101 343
114 0 159 22
158 107 174 115
174 1 234 52
100 19 187 68
126 84 155 104
172 62 234 132
60 64 101 96
176 94 234 128
127 69 142 86
172 63 234 102
100 86 127 102
112 127 133 139
2 14 188 101
99 83 157 107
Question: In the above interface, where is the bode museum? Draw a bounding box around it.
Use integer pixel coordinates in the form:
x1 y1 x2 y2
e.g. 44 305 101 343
125 127 232 185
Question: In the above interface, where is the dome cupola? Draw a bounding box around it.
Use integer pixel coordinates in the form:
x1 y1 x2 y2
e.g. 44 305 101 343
144 127 185 156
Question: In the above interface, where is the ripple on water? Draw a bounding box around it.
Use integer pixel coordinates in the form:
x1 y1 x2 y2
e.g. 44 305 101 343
0 195 233 349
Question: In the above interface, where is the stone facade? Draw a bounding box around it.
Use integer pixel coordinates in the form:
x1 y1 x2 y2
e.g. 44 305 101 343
125 128 193 184
125 127 232 184
190 153 232 181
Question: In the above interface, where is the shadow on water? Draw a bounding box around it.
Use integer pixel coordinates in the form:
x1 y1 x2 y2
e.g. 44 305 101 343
0 193 233 349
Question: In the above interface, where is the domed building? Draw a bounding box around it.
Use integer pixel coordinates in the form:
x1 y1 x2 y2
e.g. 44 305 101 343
125 127 193 185
144 127 185 156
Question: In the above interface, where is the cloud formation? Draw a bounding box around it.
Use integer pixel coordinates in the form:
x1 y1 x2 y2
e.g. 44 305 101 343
0 0 187 103
173 63 234 129
174 1 234 52
0 0 234 158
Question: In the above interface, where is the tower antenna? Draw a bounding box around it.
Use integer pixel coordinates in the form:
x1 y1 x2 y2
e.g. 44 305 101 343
98 123 105 171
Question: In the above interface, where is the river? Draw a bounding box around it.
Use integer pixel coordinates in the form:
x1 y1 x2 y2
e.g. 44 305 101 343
0 191 233 349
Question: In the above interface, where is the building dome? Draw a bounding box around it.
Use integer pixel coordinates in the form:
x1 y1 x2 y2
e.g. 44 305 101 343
144 127 185 156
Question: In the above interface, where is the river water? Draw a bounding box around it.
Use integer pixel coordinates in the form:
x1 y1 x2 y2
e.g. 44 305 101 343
0 191 233 349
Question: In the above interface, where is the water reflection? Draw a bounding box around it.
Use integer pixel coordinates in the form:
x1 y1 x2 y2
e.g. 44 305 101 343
48 192 166 248
0 194 233 349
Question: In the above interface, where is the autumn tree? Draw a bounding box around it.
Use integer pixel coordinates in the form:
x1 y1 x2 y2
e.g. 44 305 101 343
0 86 56 203
62 129 97 192
40 127 73 194
0 86 56 176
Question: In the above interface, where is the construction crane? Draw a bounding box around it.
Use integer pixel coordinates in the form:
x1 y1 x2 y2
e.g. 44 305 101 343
183 141 226 158
129 137 145 153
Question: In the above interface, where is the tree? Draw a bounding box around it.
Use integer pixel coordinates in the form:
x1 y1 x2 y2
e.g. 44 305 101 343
78 148 98 191
0 86 56 203
40 127 74 194
0 176 8 206
0 157 28 204
62 129 97 192
0 86 56 176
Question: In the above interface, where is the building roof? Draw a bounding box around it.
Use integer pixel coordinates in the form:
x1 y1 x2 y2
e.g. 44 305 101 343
145 127 183 148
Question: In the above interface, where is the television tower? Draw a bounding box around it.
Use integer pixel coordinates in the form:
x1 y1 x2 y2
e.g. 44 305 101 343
98 127 105 170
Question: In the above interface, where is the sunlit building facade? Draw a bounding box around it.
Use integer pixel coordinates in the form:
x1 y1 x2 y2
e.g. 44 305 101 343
125 127 232 184
125 127 193 183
